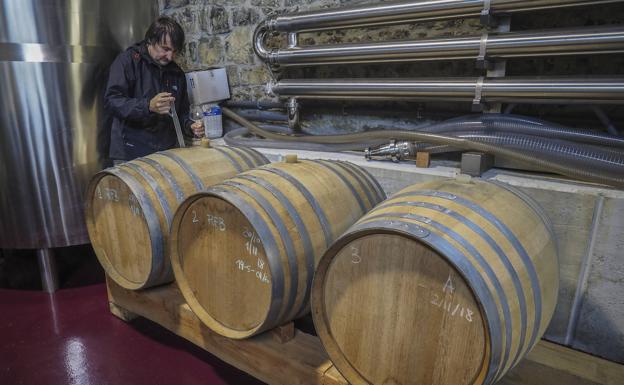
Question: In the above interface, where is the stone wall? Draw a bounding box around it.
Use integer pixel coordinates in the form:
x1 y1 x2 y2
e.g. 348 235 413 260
160 0 623 112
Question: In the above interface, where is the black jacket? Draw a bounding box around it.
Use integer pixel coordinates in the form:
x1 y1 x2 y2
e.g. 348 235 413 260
105 42 191 160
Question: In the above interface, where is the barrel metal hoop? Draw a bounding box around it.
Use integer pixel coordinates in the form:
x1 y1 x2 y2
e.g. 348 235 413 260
330 161 379 209
237 174 315 319
245 148 271 166
339 161 387 203
120 162 174 282
488 180 558 247
210 147 244 173
222 180 299 325
376 199 530 371
136 157 185 203
350 219 502 385
156 151 205 190
207 186 284 329
257 167 334 248
394 189 543 371
121 162 174 224
312 160 367 213
107 167 163 286
226 146 256 169
363 210 514 376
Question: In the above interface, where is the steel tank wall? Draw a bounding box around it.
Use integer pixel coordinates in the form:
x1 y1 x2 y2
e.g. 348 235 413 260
0 0 157 248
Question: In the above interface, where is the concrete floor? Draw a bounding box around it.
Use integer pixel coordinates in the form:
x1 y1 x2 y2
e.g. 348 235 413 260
0 284 266 385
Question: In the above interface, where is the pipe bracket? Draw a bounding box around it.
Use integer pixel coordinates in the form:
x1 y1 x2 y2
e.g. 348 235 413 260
480 0 498 27
477 33 492 70
472 77 485 112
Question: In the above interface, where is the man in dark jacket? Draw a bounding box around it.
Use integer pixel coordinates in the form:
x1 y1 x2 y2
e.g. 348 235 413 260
105 17 204 162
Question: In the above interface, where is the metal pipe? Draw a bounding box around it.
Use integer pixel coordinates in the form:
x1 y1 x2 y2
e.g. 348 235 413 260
223 100 285 110
266 0 624 32
270 78 624 105
287 32 299 48
262 27 624 66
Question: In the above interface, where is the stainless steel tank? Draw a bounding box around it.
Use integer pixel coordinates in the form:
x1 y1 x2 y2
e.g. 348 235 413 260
0 0 157 248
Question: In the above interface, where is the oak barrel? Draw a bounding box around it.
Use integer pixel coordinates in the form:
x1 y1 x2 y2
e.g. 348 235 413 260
169 157 386 338
85 145 268 290
311 178 559 385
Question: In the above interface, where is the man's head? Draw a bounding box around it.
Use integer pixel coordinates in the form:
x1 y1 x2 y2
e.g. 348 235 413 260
145 17 185 66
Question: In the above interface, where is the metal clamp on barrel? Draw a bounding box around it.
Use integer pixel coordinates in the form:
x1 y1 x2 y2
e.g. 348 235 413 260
480 0 498 27
472 77 485 112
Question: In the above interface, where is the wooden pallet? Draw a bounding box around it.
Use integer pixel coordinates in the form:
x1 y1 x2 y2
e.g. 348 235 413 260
106 277 623 385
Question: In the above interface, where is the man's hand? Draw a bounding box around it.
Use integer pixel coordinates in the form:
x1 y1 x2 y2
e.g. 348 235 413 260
149 92 175 115
191 120 205 138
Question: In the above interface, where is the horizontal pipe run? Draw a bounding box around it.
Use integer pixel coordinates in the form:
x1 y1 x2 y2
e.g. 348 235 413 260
269 78 624 104
264 27 624 66
269 0 624 32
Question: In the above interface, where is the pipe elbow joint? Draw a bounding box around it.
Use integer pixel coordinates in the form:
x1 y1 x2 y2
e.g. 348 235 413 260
253 21 272 61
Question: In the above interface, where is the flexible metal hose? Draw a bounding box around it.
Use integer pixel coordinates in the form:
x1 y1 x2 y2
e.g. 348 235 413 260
453 132 624 173
451 132 624 165
424 114 624 148
225 127 457 153
222 107 624 188
224 127 385 151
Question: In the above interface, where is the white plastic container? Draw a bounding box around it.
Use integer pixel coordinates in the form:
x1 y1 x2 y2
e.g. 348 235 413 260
203 104 223 139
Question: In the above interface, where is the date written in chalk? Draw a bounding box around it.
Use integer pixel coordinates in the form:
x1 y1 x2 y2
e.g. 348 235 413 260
430 294 474 323
235 259 270 284
429 273 474 323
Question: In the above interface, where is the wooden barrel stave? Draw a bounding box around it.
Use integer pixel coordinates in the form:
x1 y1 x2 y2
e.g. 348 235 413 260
85 146 269 290
311 179 558 385
357 209 513 381
369 194 529 377
234 173 317 320
221 178 304 324
391 181 559 373
170 159 386 339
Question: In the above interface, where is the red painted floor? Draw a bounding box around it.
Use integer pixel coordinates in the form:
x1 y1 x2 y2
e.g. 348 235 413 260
0 284 266 385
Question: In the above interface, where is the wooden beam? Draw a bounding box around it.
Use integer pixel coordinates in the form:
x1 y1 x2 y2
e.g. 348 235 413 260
106 277 623 385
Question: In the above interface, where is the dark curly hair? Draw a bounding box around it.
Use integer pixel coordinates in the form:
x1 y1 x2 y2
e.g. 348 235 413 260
144 16 185 52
